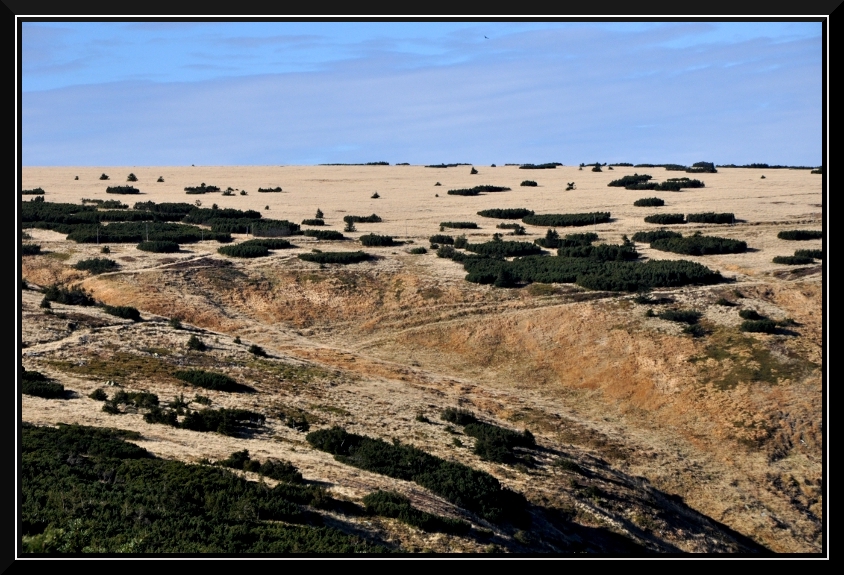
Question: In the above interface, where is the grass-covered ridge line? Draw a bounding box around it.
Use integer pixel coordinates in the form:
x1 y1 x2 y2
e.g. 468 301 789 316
21 423 389 553
306 426 527 524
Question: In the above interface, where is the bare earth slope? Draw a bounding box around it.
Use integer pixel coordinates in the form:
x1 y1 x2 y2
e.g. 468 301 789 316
20 165 823 553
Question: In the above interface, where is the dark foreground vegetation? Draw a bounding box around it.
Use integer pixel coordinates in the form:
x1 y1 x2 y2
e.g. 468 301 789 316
440 408 535 465
777 230 823 241
22 368 65 398
174 370 253 393
649 233 747 255
73 258 119 274
522 213 610 227
306 426 528 525
362 491 470 535
298 251 370 265
21 423 388 553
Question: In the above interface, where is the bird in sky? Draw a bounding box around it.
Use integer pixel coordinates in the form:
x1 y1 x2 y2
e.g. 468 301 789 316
484 35 489 39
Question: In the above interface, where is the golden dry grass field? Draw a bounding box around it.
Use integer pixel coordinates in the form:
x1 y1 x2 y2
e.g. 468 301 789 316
19 164 824 553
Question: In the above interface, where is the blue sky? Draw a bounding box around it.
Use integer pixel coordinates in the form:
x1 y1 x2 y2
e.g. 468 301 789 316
21 21 823 166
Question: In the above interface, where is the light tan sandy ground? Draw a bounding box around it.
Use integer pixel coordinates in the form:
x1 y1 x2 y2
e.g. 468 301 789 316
20 165 824 553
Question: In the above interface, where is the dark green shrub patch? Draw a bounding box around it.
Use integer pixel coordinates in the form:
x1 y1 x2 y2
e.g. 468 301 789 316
306 426 527 524
657 310 702 324
715 298 736 306
362 490 470 535
88 389 108 401
519 163 560 169
794 249 822 259
429 234 454 245
248 344 268 357
441 407 479 425
301 219 325 226
464 422 535 464
43 284 96 306
477 208 534 219
465 240 544 258
138 240 180 253
633 197 664 207
739 309 765 320
99 200 128 209
105 186 140 194
409 247 427 254
440 222 478 229
184 184 221 194
132 201 197 221
174 370 251 393
68 223 230 244
772 255 814 265
650 234 747 255
631 230 682 243
304 229 345 240
686 212 735 224
687 161 717 173
777 230 822 241
660 177 705 189
461 255 721 291
21 424 383 553
187 335 207 351
239 238 293 250
344 214 382 223
22 368 65 398
101 305 141 322
644 213 685 225
520 180 537 187
210 218 300 236
21 244 42 256
446 185 511 196
740 320 778 334
556 243 639 261
196 408 264 435
257 187 283 193
73 258 119 274
360 234 397 247
219 450 303 482
522 212 610 227
608 174 652 187
298 251 370 265
22 188 46 195
111 390 160 409
217 244 269 258
182 207 262 224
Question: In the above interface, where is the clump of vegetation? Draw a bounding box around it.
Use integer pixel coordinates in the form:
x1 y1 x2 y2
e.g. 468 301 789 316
257 187 283 193
715 298 736 306
187 335 207 351
686 212 735 224
686 161 717 173
169 317 183 330
470 167 478 174
22 367 65 398
304 229 344 240
777 230 822 241
105 186 140 195
101 305 141 322
359 234 397 247
522 212 610 227
22 187 46 195
371 192 380 199
453 235 469 248
591 164 602 172
219 449 303 483
429 234 454 245
772 255 815 265
631 230 682 243
794 249 822 259
362 490 470 535
464 421 535 464
73 258 119 274
644 213 685 225
298 251 370 265
477 208 534 219
157 176 164 182
301 219 324 226
127 173 138 182
343 214 382 223
441 407 478 425
740 320 779 334
440 222 478 229
248 344 268 357
99 173 110 180
21 244 42 256
184 183 221 194
100 246 110 254
657 309 702 324
739 309 765 320
465 240 544 258
137 241 180 253
174 370 250 393
683 324 706 337
520 163 560 169
409 247 427 254
43 284 96 306
179 408 265 436
520 180 537 187
306 426 527 524
650 234 747 255
88 389 108 401
556 242 639 262
633 197 664 207
315 209 324 219
497 223 526 235
217 244 270 258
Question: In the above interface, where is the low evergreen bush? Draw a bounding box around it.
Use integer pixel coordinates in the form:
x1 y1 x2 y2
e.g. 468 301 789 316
772 255 814 265
522 212 610 227
657 309 702 324
409 247 427 254
608 174 652 187
301 219 325 226
650 234 747 255
174 370 250 393
298 251 370 265
73 258 119 274
304 229 345 240
21 244 41 256
257 187 283 193
43 284 96 306
465 240 544 258
22 188 46 195
644 213 685 225
217 244 269 258
740 320 778 334
477 208 534 219
187 335 207 351
794 249 822 259
343 214 382 223
106 186 140 194
101 305 141 322
633 197 664 207
738 309 764 320
520 180 538 187
686 212 735 224
359 234 396 247
429 234 454 245
137 240 180 253
631 230 682 243
440 222 478 229
184 184 221 194
777 230 822 241
22 368 65 398
362 490 470 535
